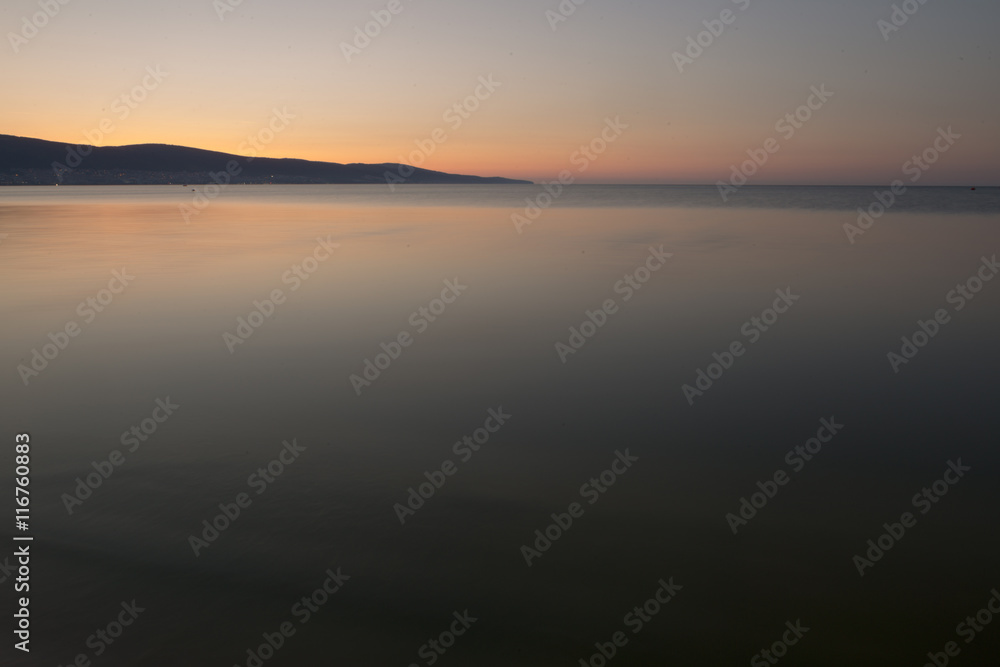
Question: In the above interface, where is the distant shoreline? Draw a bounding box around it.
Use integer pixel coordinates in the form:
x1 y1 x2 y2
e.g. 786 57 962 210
0 134 533 187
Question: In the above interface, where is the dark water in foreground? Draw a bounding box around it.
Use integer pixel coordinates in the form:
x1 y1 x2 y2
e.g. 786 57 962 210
1 185 999 666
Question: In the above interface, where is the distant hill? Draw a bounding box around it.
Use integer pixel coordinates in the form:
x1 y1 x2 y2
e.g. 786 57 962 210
0 134 532 186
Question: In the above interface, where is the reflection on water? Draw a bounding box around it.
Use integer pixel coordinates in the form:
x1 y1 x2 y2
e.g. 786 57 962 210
1 186 998 666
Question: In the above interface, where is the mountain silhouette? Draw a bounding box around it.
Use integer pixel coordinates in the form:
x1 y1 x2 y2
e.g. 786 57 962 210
0 134 532 186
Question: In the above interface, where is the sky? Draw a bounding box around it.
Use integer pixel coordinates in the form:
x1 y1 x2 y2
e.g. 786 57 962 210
1 0 997 184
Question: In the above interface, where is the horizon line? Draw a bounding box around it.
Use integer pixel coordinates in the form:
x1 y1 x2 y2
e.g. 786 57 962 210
2 134 996 188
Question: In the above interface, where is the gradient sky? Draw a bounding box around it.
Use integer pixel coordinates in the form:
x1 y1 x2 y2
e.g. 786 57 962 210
1 0 997 184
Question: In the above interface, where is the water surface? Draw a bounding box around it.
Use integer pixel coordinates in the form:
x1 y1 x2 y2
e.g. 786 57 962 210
2 185 998 666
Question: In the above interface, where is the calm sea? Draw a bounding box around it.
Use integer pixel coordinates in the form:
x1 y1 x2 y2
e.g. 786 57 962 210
2 185 998 666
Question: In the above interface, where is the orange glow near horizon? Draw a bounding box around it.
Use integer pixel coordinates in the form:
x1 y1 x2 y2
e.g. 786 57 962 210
1 0 998 185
